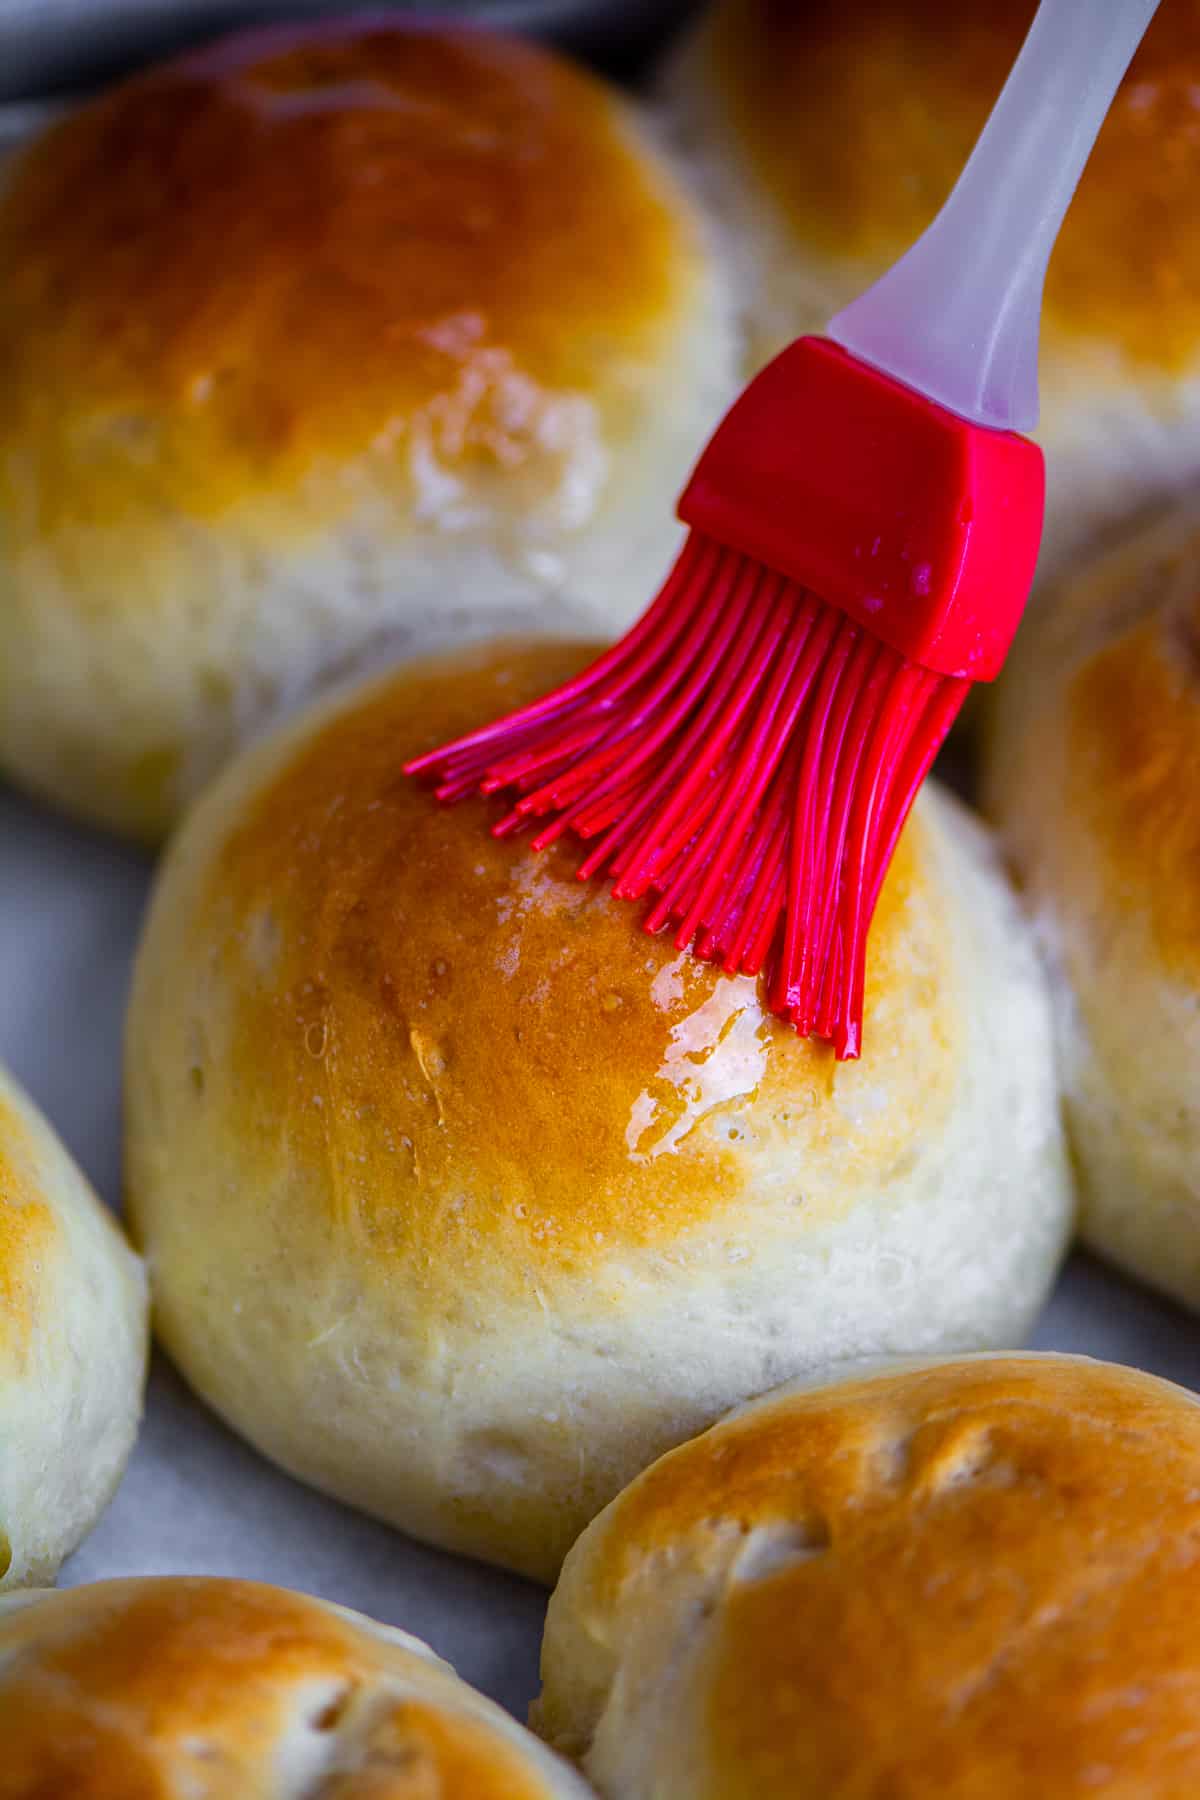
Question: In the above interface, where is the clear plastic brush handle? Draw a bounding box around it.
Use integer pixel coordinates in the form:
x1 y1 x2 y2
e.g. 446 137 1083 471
828 0 1160 432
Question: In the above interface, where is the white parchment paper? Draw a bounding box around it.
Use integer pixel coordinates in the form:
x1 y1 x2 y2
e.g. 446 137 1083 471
3 773 1199 1726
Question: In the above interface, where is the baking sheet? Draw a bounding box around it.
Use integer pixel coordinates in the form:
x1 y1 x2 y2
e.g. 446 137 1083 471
3 771 1200 1724
0 0 700 101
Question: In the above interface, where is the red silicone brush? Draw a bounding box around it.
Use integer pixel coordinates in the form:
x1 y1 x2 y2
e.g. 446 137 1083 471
407 0 1158 1058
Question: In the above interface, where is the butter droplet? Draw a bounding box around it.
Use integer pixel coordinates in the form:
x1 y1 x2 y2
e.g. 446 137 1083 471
650 959 687 1010
627 978 768 1162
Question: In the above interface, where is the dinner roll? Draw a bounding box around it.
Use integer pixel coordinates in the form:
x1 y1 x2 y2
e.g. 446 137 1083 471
660 0 1200 583
536 1353 1200 1798
0 1576 592 1797
0 18 735 840
984 505 1200 1309
124 638 1072 1584
0 1063 146 1589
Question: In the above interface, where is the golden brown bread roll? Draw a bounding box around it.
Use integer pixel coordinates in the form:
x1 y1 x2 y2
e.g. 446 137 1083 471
0 17 735 838
535 1353 1200 1798
984 504 1200 1309
0 1062 147 1589
659 0 1200 584
0 1577 593 1797
124 637 1071 1583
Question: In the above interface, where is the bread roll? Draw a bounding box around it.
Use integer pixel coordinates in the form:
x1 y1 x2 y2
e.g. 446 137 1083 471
536 1353 1200 1798
0 18 735 839
124 637 1072 1582
984 505 1200 1309
659 0 1200 584
0 1576 591 1797
0 1063 147 1588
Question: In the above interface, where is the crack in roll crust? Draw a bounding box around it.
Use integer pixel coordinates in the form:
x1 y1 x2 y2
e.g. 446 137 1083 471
0 1578 591 1798
125 639 1070 1582
535 1355 1200 1799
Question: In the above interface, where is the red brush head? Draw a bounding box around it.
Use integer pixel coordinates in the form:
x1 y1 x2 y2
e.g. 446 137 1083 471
406 338 1044 1058
678 337 1044 682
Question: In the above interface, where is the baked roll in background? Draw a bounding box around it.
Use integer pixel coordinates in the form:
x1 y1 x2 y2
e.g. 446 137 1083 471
124 638 1072 1583
0 16 736 839
0 1063 147 1589
0 1576 593 1797
984 505 1200 1311
535 1354 1200 1798
658 0 1200 585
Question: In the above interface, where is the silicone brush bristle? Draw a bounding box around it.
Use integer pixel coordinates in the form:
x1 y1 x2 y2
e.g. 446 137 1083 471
405 531 967 1059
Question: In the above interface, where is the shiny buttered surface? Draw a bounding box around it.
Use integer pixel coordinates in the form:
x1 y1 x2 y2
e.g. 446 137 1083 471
0 1578 593 1798
985 505 1200 1310
659 0 1200 583
0 17 735 838
0 1063 147 1590
124 639 1071 1583
535 1355 1200 1799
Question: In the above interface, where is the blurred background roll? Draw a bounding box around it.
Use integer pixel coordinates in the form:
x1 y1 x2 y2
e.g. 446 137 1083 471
0 14 736 838
125 636 1072 1584
0 1064 146 1589
985 503 1200 1312
0 1577 593 1796
536 1355 1200 1797
659 0 1200 588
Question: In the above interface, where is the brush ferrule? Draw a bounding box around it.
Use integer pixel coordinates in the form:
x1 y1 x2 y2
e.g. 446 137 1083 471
676 336 1044 683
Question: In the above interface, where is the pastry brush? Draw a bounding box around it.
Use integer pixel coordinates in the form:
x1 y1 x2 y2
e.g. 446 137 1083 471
408 0 1159 1058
